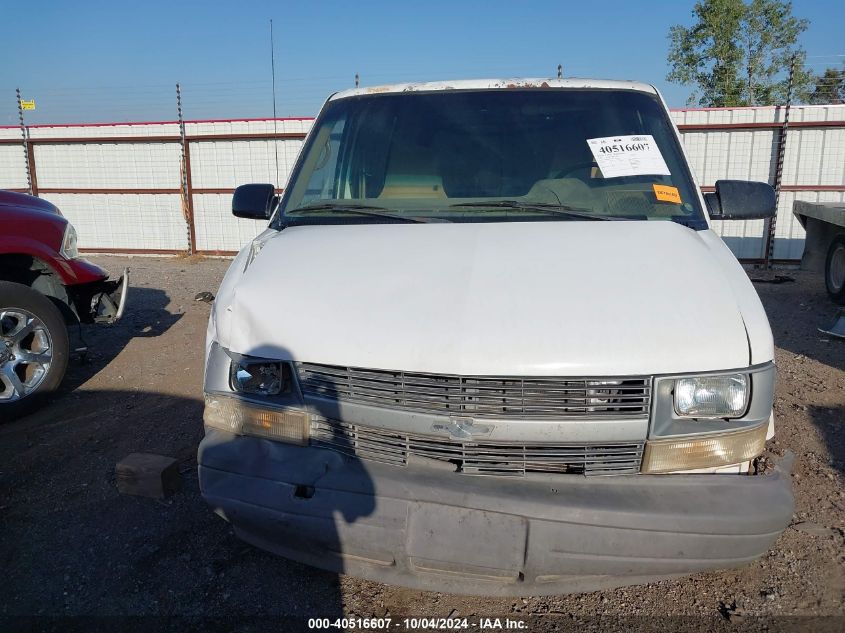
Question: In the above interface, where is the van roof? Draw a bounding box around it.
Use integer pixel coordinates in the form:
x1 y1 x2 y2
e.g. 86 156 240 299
330 78 659 101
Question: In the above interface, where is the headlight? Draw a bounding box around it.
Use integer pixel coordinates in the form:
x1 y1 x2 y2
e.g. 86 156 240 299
60 223 79 259
674 374 748 418
229 358 292 395
204 394 309 445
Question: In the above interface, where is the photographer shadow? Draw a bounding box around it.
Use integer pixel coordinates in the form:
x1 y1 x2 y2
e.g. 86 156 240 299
199 344 379 624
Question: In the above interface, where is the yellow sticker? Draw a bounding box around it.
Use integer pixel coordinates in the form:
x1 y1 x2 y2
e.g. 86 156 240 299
653 184 681 204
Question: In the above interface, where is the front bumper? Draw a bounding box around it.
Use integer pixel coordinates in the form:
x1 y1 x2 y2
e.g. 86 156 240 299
67 267 129 324
198 430 794 596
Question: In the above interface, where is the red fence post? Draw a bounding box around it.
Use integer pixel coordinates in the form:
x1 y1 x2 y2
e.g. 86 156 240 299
26 140 38 197
183 139 197 254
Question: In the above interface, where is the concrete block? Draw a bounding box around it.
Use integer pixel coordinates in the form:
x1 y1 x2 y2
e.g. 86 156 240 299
116 453 181 499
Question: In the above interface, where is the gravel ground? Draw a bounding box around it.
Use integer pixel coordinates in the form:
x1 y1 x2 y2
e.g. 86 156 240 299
1 255 843 632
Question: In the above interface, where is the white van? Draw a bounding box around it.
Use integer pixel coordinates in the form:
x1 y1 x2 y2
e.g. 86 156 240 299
199 79 793 596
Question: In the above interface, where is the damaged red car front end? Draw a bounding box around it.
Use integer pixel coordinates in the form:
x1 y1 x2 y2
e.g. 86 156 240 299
0 190 128 419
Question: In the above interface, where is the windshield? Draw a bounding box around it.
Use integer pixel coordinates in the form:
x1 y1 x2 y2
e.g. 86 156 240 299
276 89 706 227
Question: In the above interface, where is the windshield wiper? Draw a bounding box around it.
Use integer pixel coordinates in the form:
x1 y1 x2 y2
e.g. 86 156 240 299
668 216 707 229
285 202 443 224
449 200 625 221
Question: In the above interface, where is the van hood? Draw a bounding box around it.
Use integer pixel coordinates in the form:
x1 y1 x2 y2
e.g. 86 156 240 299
215 221 762 376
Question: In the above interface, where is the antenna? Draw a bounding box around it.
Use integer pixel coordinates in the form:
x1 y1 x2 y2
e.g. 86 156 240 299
270 19 280 187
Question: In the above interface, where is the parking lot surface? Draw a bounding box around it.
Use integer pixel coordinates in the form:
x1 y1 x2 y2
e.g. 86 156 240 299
1 255 843 630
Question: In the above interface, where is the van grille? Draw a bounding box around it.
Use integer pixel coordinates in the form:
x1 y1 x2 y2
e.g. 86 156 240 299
310 417 644 476
296 363 651 420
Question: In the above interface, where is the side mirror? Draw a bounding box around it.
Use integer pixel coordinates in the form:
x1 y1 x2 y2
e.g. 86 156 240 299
704 180 776 220
232 184 277 219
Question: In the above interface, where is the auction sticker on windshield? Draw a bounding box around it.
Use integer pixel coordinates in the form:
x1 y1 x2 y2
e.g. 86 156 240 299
587 134 670 178
652 183 682 203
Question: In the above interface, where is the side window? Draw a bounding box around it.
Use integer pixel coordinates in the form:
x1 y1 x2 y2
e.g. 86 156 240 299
301 117 345 206
337 105 394 200
302 105 396 202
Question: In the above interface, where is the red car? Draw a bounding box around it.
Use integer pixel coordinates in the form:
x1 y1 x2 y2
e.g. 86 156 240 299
0 190 128 420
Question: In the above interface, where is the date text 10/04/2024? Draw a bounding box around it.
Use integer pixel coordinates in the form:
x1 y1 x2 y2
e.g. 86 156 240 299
307 617 528 630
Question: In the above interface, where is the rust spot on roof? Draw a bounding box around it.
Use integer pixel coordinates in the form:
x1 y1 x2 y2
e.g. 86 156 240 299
504 80 552 89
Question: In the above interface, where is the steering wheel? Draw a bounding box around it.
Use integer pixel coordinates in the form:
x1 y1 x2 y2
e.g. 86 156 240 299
554 161 598 180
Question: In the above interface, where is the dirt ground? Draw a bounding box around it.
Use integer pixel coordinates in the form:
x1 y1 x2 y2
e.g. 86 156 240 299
1 255 843 632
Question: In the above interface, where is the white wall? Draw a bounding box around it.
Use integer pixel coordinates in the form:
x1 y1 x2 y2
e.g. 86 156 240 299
2 105 844 258
0 118 312 253
672 104 845 260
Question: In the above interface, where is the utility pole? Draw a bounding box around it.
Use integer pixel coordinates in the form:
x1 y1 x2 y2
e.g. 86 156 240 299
16 88 33 195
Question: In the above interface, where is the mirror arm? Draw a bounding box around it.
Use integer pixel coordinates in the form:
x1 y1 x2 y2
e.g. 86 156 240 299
703 192 723 220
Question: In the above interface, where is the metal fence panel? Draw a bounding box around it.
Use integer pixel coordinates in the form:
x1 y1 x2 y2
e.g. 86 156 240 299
40 192 188 251
34 142 181 189
0 144 28 190
785 127 845 185
192 193 268 252
189 138 304 189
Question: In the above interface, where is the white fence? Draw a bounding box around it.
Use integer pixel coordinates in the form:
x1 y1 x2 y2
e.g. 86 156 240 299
0 118 312 254
673 105 845 260
2 104 844 260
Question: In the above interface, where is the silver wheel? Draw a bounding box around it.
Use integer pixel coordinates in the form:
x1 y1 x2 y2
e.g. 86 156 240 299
829 242 845 294
0 308 54 402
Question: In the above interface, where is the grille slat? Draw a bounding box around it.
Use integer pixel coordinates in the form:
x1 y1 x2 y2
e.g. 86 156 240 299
304 380 650 400
306 378 650 398
308 392 647 413
308 387 649 406
298 363 651 420
310 417 643 476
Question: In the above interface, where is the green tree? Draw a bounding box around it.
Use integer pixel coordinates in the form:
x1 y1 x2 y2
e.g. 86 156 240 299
808 65 845 104
667 0 810 107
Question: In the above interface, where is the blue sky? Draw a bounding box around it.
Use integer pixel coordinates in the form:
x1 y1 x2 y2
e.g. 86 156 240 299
1 0 843 125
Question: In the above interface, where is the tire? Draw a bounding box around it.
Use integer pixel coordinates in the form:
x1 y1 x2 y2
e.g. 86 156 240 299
825 233 845 305
0 281 69 421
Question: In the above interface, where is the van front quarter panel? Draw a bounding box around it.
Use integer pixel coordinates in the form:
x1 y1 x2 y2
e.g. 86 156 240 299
199 79 792 596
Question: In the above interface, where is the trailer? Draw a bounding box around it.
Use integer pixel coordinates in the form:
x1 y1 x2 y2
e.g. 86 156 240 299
793 201 845 305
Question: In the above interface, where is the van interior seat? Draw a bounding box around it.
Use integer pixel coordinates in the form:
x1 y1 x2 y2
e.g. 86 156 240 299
435 130 546 198
379 141 446 199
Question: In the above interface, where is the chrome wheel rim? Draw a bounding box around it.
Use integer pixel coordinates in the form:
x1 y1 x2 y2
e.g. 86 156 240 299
830 244 845 293
0 308 53 402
